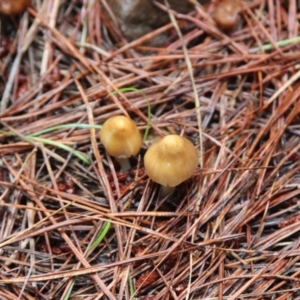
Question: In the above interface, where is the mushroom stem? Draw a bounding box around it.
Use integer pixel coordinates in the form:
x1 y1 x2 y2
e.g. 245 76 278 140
115 157 131 171
159 185 175 198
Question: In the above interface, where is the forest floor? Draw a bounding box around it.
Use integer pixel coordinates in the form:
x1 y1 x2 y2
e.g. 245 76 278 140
0 1 300 299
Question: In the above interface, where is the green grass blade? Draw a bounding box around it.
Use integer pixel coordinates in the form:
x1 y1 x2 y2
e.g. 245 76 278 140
249 35 300 53
0 130 15 136
29 136 90 164
129 273 138 300
0 125 93 164
108 87 152 140
63 280 75 300
89 221 111 250
30 123 102 137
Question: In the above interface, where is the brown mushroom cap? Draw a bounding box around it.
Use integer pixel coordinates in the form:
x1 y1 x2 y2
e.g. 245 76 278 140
213 0 241 31
99 115 142 158
144 135 198 187
0 0 31 15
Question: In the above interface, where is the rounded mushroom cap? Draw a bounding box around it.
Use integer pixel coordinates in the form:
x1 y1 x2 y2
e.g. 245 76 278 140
100 115 142 158
213 0 241 31
144 135 198 187
0 0 31 15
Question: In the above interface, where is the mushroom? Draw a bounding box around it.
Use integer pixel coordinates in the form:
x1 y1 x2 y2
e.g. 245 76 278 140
144 134 198 197
0 0 31 15
99 115 142 170
213 0 241 31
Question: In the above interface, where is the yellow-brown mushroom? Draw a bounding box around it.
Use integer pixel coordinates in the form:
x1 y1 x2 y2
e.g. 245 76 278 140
144 134 198 196
99 115 142 170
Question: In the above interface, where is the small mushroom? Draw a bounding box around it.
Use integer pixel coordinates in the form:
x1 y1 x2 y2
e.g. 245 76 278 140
213 0 241 31
0 0 31 15
144 135 198 197
99 115 142 170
